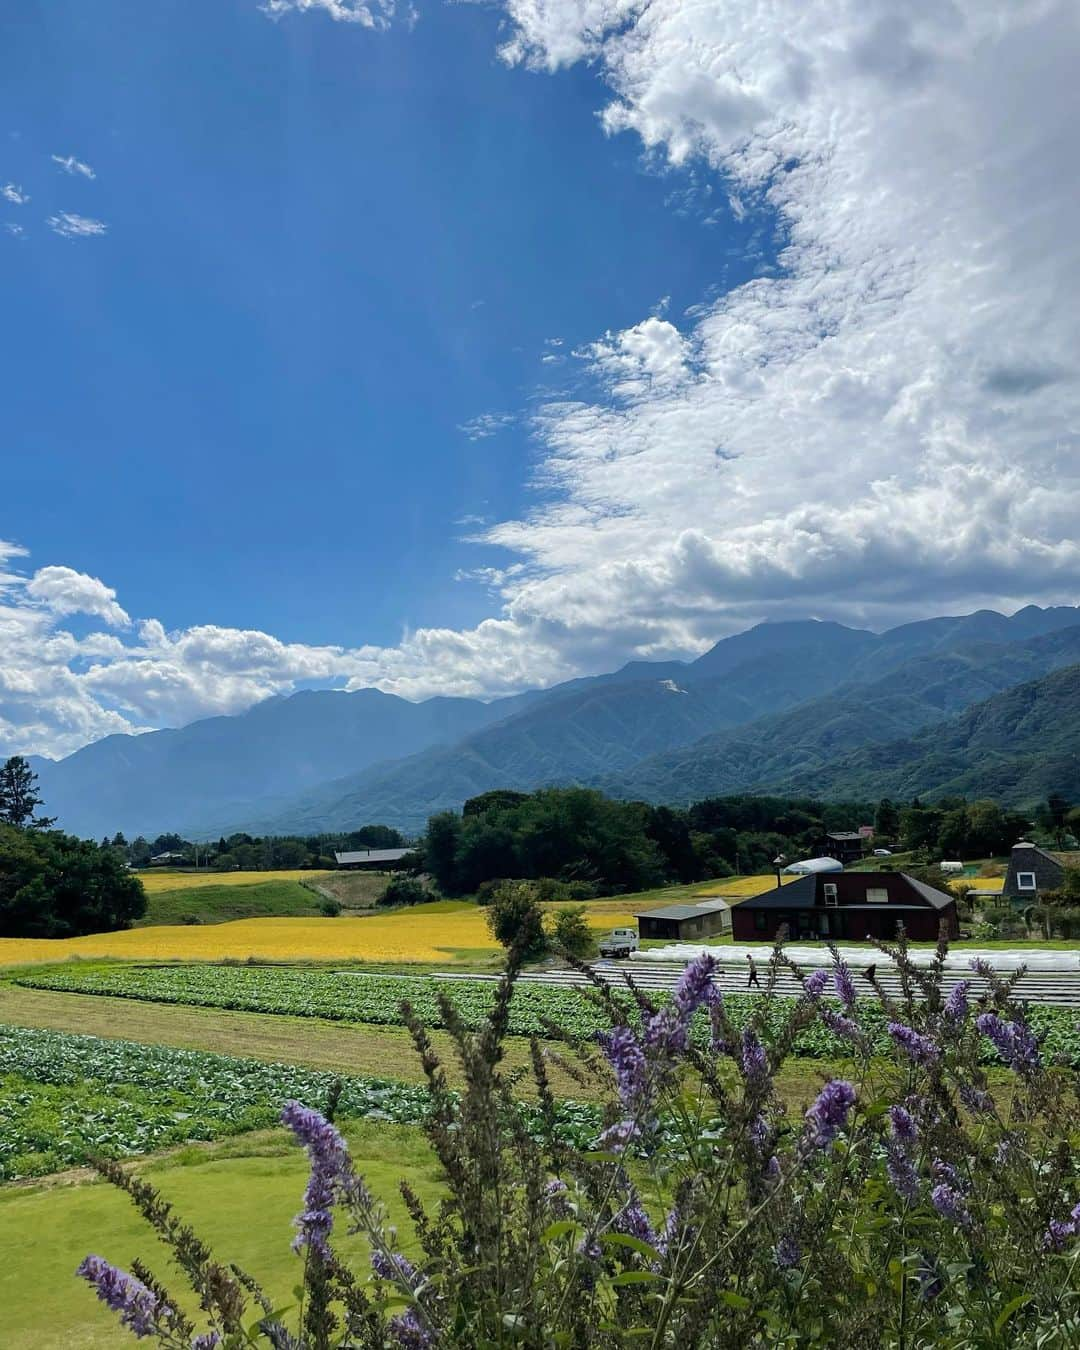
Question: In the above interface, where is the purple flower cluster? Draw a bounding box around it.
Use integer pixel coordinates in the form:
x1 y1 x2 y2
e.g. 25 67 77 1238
931 1182 972 1227
192 1335 222 1350
819 1008 861 1044
803 967 829 1000
959 1083 993 1114
615 1192 659 1248
372 1249 420 1288
887 1022 940 1065
281 1100 363 1258
598 1026 647 1113
804 1079 856 1149
832 961 856 1010
888 1105 918 1142
387 1308 434 1348
1043 1202 1080 1251
672 953 720 1019
740 1028 768 1084
976 1012 1041 1074
943 980 970 1023
75 1256 169 1339
774 1234 801 1268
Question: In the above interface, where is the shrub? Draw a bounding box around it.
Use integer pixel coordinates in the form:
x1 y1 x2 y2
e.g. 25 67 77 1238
377 876 429 908
485 880 548 961
179 913 202 926
546 904 597 960
75 931 1080 1348
319 899 343 917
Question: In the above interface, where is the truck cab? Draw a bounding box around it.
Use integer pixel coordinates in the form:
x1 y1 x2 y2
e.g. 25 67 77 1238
598 927 639 959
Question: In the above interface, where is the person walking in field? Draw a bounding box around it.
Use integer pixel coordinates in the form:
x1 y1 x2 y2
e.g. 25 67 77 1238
746 953 761 989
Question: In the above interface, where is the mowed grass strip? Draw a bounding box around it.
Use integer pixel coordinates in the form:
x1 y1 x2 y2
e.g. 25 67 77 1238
0 1120 441 1350
137 869 333 893
139 879 327 927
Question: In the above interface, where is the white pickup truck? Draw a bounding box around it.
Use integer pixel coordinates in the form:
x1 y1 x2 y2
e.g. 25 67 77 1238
598 927 640 959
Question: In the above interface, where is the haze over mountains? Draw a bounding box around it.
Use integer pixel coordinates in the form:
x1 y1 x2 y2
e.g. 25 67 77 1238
30 605 1080 839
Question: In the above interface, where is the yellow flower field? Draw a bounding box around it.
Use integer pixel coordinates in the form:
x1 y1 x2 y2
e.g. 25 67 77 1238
696 874 797 897
138 869 332 893
0 900 636 967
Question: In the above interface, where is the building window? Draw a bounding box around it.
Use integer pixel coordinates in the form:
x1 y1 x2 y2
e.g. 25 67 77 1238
824 883 838 906
866 888 888 904
1017 871 1037 891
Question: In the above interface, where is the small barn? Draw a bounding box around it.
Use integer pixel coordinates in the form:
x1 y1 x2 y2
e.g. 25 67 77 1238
731 872 958 943
333 848 411 870
635 898 732 942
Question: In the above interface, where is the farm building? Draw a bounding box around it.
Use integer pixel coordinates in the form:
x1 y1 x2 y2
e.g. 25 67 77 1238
1003 841 1071 902
731 872 958 943
813 832 866 866
635 898 732 942
333 848 411 870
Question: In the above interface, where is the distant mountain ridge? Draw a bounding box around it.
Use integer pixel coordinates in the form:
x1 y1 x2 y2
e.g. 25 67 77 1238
27 604 1080 838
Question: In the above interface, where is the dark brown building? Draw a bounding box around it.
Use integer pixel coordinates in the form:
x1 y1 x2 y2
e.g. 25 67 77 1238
731 872 958 943
814 832 866 866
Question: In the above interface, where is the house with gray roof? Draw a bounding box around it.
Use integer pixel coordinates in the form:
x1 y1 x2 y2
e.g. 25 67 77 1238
1002 841 1072 903
635 897 732 941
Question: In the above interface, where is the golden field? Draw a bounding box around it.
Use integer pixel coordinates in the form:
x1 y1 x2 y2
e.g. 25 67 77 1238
0 900 637 967
138 869 332 893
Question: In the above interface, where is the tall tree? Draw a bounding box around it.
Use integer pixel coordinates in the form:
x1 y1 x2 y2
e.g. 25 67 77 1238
0 756 55 830
874 798 900 840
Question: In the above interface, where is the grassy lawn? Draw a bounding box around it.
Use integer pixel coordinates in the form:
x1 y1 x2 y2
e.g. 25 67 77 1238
139 879 328 926
0 1120 441 1350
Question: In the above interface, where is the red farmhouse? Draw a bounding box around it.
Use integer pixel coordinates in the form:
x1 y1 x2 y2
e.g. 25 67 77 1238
731 871 959 944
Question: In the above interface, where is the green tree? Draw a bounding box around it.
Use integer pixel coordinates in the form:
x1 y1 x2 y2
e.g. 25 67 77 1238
547 905 597 960
0 756 55 830
485 880 548 962
423 812 463 894
377 876 430 908
0 825 146 937
874 798 900 840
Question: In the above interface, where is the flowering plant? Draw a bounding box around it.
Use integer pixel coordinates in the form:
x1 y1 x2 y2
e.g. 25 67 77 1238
78 925 1080 1346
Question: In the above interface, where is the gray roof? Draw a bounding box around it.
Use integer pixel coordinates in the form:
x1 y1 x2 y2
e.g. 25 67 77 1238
634 898 731 921
334 848 411 865
826 832 864 841
737 873 955 911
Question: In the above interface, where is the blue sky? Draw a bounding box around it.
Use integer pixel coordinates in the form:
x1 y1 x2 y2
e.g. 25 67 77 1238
1 0 760 646
1 0 1078 757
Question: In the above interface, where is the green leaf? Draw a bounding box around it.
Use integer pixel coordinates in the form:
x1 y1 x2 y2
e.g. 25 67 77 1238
718 1291 751 1310
600 1233 662 1262
610 1271 661 1287
994 1294 1031 1333
542 1220 579 1242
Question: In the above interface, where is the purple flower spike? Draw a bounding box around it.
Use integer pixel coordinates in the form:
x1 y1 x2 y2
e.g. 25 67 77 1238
673 953 720 1019
832 961 856 1009
740 1028 768 1083
387 1308 434 1348
192 1336 222 1350
281 1100 362 1258
886 1141 920 1202
372 1249 420 1288
976 1012 1041 1074
774 1234 801 1268
944 981 970 1023
1045 1219 1077 1251
931 1182 971 1227
599 1026 648 1110
76 1256 169 1339
804 1079 856 1148
820 1008 861 1043
615 1193 659 1248
887 1023 940 1065
803 968 829 1000
888 1105 918 1142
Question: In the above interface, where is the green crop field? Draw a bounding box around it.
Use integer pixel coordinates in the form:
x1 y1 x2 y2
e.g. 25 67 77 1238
138 878 327 927
0 1119 443 1350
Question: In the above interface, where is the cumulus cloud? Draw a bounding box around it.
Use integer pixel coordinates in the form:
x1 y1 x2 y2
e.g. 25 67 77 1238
7 1 1080 757
51 154 95 179
261 0 396 27
25 567 131 628
2 183 28 205
47 212 107 238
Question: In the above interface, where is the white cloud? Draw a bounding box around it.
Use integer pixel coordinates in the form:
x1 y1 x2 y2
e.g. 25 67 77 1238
458 411 516 440
47 212 107 238
51 154 95 179
1 183 28 204
3 223 25 237
261 0 396 27
25 567 130 628
6 1 1080 758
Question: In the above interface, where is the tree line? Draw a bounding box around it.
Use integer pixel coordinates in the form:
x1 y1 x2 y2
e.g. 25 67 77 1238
96 823 407 873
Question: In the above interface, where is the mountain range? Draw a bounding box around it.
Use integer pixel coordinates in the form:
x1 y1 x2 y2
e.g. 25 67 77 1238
28 604 1080 839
